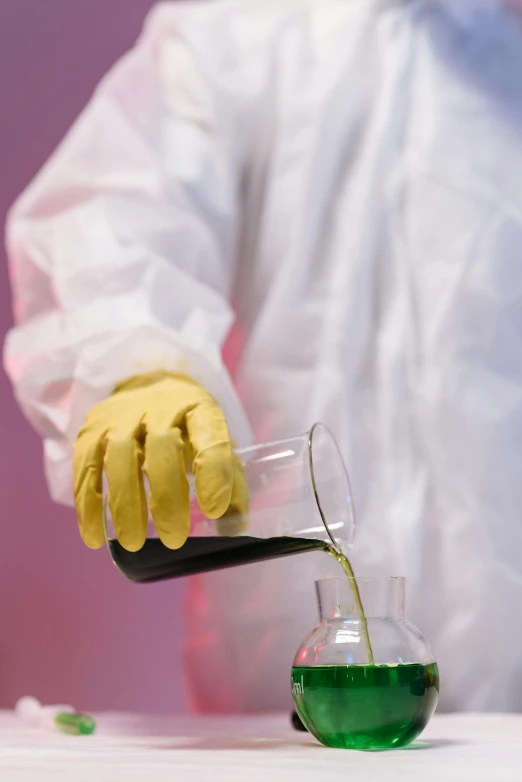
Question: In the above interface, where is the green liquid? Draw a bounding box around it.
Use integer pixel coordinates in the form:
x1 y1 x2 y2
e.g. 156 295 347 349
291 663 439 750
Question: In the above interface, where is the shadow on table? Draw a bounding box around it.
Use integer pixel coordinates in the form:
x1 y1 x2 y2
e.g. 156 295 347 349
144 736 470 753
401 738 470 751
146 736 321 752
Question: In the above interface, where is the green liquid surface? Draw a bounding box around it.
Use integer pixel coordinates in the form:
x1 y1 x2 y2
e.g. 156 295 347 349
291 663 439 750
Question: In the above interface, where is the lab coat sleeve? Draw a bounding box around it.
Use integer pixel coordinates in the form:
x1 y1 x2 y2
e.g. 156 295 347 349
3 3 262 505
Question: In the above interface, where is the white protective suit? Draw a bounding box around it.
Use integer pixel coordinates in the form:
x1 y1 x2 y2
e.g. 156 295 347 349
5 0 522 713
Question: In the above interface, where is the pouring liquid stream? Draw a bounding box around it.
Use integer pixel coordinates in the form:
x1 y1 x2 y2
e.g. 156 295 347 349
325 544 375 665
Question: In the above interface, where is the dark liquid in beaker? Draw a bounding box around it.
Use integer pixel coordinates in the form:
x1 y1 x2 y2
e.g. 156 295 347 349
108 536 328 583
108 535 374 663
292 663 439 750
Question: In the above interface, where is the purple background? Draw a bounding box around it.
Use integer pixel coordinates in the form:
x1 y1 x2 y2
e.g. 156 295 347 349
0 0 188 713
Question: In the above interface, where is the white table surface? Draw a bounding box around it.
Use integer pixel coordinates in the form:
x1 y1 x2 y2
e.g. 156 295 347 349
0 711 521 781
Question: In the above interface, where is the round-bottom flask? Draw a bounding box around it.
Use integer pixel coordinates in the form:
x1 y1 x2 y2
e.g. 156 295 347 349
291 577 439 750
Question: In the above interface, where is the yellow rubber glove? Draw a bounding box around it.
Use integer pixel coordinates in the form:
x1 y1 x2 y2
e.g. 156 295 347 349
73 372 248 551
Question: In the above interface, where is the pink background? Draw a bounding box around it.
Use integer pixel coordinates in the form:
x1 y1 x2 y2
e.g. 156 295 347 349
0 0 188 713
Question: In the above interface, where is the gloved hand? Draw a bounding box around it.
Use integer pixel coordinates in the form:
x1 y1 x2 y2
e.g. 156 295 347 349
73 372 248 551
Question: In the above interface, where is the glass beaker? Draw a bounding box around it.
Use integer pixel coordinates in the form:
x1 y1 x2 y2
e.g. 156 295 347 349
291 577 439 750
104 423 355 582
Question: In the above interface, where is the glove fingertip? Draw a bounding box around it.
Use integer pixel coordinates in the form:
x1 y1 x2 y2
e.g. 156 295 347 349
197 480 233 519
117 533 146 553
78 520 106 550
156 526 190 550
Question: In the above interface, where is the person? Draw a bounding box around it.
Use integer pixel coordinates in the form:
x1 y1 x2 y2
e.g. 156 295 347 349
4 0 522 713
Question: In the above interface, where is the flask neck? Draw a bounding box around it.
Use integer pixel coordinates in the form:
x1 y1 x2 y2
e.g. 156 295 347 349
316 577 405 620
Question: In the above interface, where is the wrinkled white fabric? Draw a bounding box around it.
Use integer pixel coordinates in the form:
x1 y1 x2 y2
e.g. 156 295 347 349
5 0 522 713
1 711 522 782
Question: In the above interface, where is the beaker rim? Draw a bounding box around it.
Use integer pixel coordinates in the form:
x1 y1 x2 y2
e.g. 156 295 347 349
308 422 356 550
